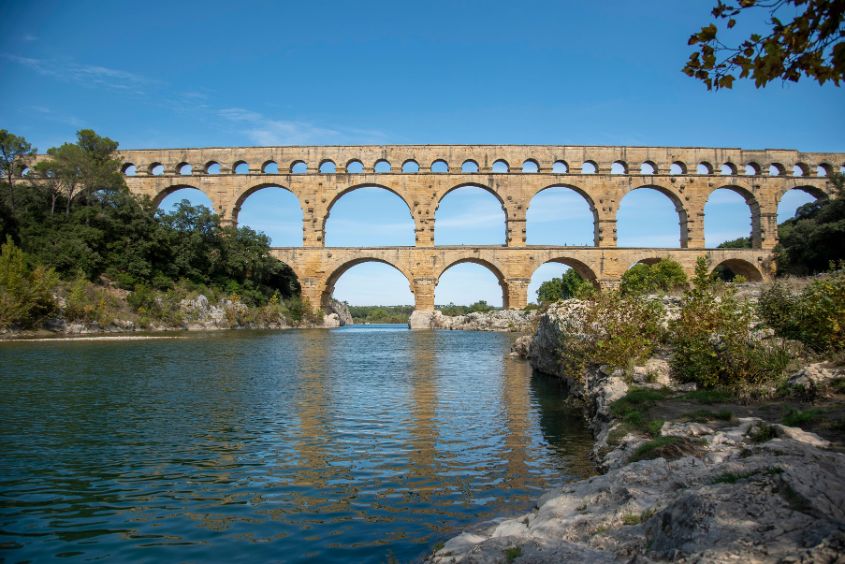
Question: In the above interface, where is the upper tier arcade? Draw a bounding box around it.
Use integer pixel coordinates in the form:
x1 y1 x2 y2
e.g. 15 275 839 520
113 144 840 251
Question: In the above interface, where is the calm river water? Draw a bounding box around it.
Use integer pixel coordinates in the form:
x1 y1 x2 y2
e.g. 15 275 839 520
0 325 593 563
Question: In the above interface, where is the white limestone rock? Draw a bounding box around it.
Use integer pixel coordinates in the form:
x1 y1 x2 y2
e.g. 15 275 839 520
408 310 435 330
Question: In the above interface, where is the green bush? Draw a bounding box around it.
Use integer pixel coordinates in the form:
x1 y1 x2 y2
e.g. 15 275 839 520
669 257 790 394
774 174 845 276
620 259 688 296
0 237 58 329
759 267 845 352
560 290 665 379
537 268 594 303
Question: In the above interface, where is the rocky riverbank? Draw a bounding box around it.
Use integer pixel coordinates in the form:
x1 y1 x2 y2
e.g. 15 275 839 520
1 296 353 339
408 309 537 332
430 297 845 563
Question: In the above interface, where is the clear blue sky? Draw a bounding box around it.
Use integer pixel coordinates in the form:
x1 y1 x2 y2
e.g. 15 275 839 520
1 0 841 306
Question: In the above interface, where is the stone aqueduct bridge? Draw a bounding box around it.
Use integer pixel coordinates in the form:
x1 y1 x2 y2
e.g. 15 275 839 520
116 144 843 311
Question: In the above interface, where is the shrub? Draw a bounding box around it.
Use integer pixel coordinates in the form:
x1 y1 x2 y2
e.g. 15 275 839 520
620 259 688 296
759 267 845 352
537 268 594 303
63 276 123 326
0 237 58 329
782 408 822 427
669 257 790 394
283 296 321 325
560 291 665 379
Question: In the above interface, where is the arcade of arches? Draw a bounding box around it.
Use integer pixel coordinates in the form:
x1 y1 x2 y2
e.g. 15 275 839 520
108 144 842 313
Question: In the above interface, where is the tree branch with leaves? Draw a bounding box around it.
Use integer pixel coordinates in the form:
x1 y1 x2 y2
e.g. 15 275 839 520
684 0 845 90
0 130 36 211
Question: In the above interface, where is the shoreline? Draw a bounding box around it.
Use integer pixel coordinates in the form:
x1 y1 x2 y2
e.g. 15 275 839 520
429 302 845 563
1 307 536 342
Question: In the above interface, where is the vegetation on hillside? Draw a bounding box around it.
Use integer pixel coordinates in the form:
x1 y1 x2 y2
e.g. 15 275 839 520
718 174 844 275
553 256 844 397
0 129 305 331
759 266 845 352
669 258 791 394
775 175 845 275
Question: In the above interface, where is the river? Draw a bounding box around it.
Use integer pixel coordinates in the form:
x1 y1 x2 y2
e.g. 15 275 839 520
0 325 593 563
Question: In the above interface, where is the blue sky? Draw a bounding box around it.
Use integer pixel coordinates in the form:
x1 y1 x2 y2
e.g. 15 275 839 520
1 0 841 306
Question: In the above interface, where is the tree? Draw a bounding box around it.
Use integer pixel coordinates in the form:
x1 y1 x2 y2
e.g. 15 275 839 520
775 173 845 274
536 269 592 304
620 259 688 295
37 129 124 215
0 236 58 328
684 0 845 90
717 236 752 248
0 130 36 211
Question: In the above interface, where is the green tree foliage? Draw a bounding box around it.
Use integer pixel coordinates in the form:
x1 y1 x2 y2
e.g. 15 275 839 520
684 0 845 90
0 129 36 211
775 175 845 275
1 129 300 311
559 291 665 380
438 300 497 316
669 257 789 393
620 259 688 295
536 269 592 304
348 305 414 323
759 266 845 351
34 129 125 215
0 237 58 329
717 236 752 249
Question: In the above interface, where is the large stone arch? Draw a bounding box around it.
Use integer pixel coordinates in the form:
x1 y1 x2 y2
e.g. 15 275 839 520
232 182 305 224
435 181 506 208
231 182 304 223
710 258 764 282
321 257 415 309
151 184 216 210
434 182 509 245
528 183 600 246
777 183 829 205
617 183 690 248
321 182 416 241
230 182 306 246
707 184 763 248
436 257 509 308
527 256 599 304
540 256 599 284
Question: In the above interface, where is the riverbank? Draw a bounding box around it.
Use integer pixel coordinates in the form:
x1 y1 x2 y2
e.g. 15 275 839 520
409 309 537 332
430 285 845 563
0 292 354 340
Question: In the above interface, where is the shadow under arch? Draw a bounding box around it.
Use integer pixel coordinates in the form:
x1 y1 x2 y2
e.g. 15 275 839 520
322 182 415 236
529 183 600 246
706 184 763 248
321 257 415 309
152 184 215 210
710 258 764 282
618 184 689 248
436 257 508 308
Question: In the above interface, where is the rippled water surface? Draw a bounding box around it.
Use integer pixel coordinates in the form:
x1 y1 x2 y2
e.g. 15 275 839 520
0 326 593 562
